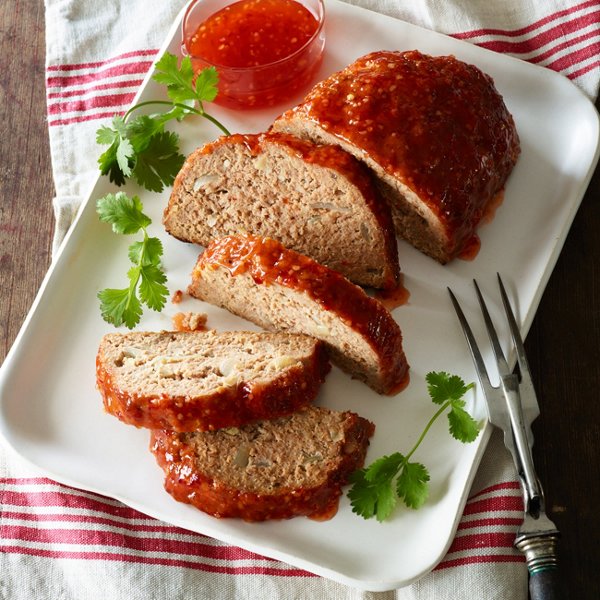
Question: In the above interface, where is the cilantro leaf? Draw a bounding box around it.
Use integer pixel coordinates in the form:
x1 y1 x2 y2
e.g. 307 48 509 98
127 240 145 265
348 469 394 521
362 453 404 521
142 236 164 265
131 131 185 193
372 477 398 522
96 193 168 329
396 462 430 509
347 371 480 521
98 287 143 329
426 371 471 404
347 470 376 519
448 405 481 443
138 264 168 311
112 115 128 137
364 453 405 483
194 66 219 103
96 52 229 192
125 114 166 153
97 142 128 186
152 54 219 108
96 124 120 145
116 137 134 175
153 54 197 104
128 236 163 266
97 117 134 182
96 193 151 235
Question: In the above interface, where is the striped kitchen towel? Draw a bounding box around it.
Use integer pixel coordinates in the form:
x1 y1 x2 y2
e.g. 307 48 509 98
346 0 599 95
1 0 598 598
0 429 526 600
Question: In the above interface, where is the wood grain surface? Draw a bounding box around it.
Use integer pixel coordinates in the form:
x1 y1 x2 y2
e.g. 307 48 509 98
0 2 598 598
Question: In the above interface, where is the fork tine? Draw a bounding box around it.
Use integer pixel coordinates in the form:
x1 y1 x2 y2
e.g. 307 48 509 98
447 287 495 396
473 279 512 378
496 274 534 387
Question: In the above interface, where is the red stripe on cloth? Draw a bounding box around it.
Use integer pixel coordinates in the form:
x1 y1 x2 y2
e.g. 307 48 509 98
46 61 153 89
471 11 600 55
462 495 524 516
46 49 158 72
1 511 194 535
568 57 600 78
527 28 600 63
47 92 136 116
457 516 523 531
1 525 269 561
468 481 521 500
453 0 598 39
0 546 314 576
47 79 145 100
2 490 152 520
436 554 524 570
1 482 282 565
545 40 600 71
48 111 124 126
447 532 516 553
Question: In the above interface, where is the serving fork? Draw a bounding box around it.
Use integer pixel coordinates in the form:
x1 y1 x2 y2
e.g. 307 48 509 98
448 275 561 600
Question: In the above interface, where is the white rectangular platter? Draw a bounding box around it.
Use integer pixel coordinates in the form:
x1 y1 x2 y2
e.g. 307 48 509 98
1 0 599 591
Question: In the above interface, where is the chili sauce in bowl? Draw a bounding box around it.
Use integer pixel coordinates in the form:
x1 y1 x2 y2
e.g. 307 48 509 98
181 0 326 109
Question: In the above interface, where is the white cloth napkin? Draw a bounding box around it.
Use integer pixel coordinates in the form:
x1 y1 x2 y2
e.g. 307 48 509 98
1 0 598 598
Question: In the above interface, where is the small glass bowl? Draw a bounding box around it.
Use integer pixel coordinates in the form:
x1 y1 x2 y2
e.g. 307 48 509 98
181 0 326 110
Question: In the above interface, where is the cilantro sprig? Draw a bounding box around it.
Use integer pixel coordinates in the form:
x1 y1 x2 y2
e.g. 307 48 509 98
348 372 480 522
97 53 230 192
96 192 168 328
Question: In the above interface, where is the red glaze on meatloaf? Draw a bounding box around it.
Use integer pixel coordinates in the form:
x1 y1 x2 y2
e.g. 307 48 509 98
189 234 409 394
96 330 331 432
150 407 375 521
164 130 400 290
273 50 521 262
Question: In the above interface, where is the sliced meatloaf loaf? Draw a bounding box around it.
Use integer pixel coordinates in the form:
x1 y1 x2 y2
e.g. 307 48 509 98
188 234 409 394
150 406 375 521
272 50 521 263
164 132 400 290
96 330 330 432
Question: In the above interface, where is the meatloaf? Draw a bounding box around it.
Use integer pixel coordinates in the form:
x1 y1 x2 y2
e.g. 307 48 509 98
96 330 330 431
272 50 521 263
188 233 409 394
164 131 400 290
150 406 375 521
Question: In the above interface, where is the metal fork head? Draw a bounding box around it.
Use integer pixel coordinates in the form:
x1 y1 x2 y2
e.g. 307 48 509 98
448 275 544 517
448 275 534 396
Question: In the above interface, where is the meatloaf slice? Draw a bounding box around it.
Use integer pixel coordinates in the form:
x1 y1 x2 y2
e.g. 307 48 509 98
272 50 521 263
96 330 330 432
164 131 400 290
150 406 375 521
188 234 409 394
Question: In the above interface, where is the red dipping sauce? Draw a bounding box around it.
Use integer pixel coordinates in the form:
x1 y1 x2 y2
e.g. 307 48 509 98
182 0 325 109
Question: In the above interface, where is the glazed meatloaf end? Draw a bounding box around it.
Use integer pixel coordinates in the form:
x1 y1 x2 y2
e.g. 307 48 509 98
188 234 409 394
272 50 521 263
96 330 331 432
164 131 400 290
150 406 375 521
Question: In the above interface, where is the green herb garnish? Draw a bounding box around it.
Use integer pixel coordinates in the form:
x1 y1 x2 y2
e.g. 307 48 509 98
348 371 480 521
96 192 168 328
96 53 230 192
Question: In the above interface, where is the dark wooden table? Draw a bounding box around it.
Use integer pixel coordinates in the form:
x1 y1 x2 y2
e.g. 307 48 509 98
1 2 599 598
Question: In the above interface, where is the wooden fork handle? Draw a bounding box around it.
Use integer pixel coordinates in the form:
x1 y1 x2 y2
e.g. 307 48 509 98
529 567 562 600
